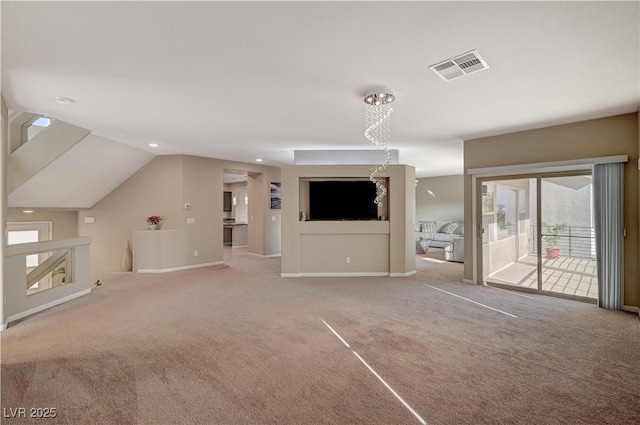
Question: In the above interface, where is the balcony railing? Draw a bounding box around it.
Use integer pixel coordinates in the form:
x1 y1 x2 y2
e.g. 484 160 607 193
530 225 596 259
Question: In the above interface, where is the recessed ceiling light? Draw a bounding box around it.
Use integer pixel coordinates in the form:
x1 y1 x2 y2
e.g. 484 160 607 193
55 96 76 105
22 210 34 214
256 158 263 162
149 143 159 148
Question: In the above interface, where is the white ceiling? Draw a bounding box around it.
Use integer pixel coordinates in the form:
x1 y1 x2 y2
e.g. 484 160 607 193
2 1 638 178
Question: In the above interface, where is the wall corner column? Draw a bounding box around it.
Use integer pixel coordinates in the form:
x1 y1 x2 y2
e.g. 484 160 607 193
1 95 9 329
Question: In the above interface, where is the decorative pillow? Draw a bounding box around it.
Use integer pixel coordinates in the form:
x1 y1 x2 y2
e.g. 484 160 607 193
440 222 459 234
420 221 437 233
419 239 432 252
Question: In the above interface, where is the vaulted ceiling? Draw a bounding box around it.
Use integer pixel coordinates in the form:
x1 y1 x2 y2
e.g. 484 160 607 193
2 1 638 177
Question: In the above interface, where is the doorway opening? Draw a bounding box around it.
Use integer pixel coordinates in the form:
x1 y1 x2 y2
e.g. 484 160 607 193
223 170 249 249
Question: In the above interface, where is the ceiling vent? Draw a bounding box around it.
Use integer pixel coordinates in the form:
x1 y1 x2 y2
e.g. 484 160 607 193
429 50 489 81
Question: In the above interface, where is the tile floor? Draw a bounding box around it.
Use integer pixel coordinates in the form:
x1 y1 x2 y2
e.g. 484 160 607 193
488 254 598 299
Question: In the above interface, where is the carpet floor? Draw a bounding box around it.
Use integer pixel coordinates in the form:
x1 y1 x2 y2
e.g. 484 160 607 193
1 248 639 425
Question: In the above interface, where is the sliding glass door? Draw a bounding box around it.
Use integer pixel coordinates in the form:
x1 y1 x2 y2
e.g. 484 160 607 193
479 173 598 301
481 178 538 290
540 175 597 299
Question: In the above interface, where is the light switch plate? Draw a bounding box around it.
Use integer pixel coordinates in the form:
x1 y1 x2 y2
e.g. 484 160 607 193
187 218 195 224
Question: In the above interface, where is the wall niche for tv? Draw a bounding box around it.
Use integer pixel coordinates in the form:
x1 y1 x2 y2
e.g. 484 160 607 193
300 178 388 221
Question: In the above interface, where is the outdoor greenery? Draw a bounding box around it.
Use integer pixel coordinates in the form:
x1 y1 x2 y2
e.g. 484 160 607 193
543 223 568 249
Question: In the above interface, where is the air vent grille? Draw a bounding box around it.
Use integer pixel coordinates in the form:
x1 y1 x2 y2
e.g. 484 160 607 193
430 50 489 81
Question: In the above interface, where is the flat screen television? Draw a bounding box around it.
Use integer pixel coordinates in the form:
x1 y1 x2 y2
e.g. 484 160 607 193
309 180 378 221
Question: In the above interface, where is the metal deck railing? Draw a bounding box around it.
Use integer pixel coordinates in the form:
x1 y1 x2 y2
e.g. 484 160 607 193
530 225 596 259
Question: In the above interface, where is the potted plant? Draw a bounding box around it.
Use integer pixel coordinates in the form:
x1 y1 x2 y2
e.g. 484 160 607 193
147 215 163 230
543 223 568 259
52 266 66 284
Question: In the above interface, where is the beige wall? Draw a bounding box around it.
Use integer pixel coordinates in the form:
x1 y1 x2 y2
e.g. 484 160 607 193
78 155 280 282
7 208 78 240
281 164 415 276
182 155 224 266
416 174 464 222
464 113 639 308
78 155 183 282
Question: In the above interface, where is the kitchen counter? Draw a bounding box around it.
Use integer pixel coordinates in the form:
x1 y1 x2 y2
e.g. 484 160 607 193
223 223 247 247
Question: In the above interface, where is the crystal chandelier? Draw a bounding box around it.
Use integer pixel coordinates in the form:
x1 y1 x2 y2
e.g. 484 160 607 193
364 89 395 206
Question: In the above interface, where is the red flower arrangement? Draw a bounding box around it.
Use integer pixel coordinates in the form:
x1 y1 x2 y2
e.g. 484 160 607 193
146 215 162 225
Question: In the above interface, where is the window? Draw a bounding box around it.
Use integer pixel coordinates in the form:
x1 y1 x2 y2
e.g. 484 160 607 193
22 115 53 144
8 230 39 267
8 222 53 291
27 116 51 141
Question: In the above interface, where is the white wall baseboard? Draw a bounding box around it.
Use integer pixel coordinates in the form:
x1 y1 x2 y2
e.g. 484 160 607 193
137 261 224 274
390 270 417 277
0 324 6 331
283 271 415 277
299 272 389 277
4 288 92 328
463 279 475 284
248 252 282 258
622 305 640 314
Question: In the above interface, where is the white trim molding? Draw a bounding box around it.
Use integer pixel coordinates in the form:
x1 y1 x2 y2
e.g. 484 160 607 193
282 271 410 277
137 261 224 274
390 270 417 277
300 272 389 277
5 288 91 327
463 279 475 284
248 252 282 258
622 305 640 315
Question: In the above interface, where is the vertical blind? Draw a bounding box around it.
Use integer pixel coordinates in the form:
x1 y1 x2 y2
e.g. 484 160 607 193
593 162 624 310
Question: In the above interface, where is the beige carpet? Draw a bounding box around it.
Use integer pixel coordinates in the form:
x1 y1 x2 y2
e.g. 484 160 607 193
1 249 639 424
